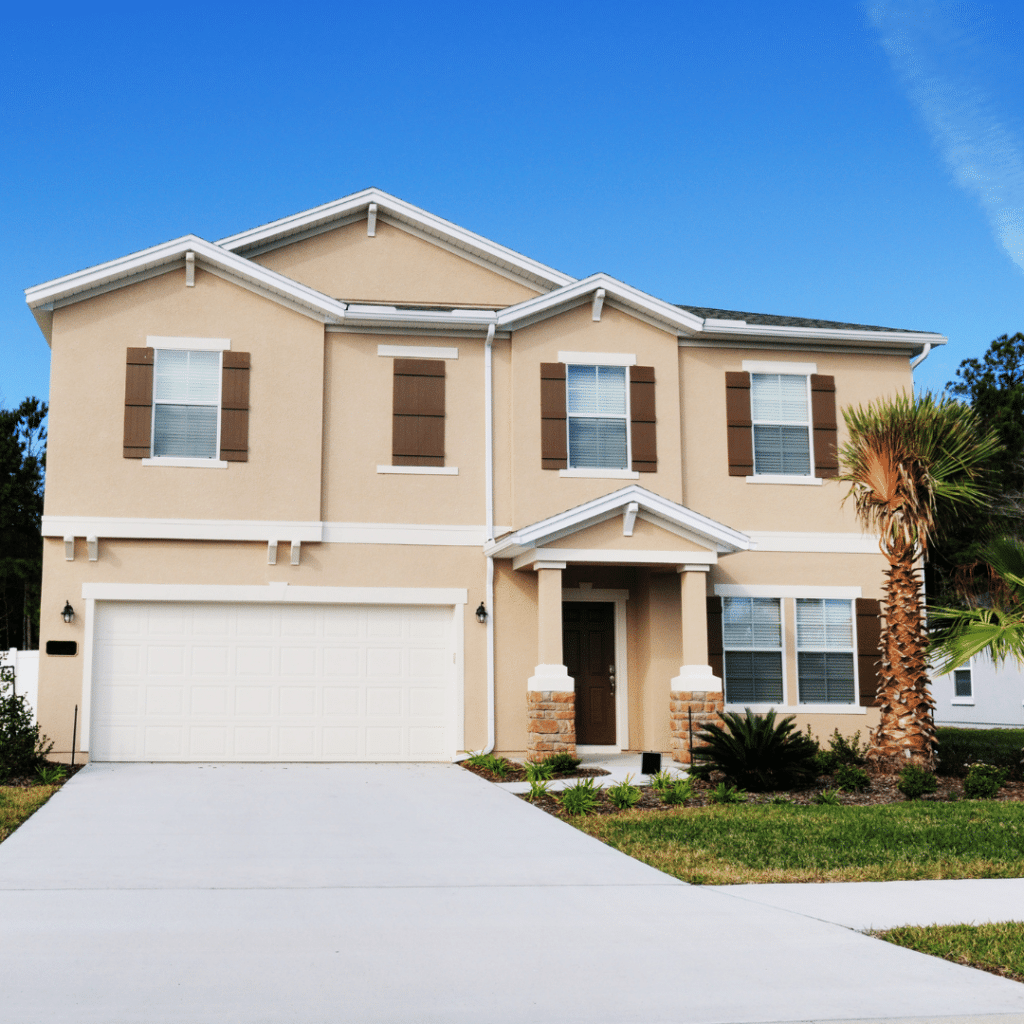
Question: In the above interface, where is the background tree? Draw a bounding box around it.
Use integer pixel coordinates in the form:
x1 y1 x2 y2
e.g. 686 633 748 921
0 399 46 650
839 393 999 769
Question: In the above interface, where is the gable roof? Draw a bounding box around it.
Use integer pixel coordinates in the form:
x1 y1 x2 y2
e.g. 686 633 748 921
216 187 576 294
678 305 930 334
484 485 751 558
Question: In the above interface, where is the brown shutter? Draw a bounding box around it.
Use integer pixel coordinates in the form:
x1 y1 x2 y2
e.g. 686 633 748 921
540 363 567 470
393 358 445 466
725 371 753 476
856 598 882 707
810 374 839 478
123 347 153 458
220 352 250 462
630 366 657 472
706 596 724 680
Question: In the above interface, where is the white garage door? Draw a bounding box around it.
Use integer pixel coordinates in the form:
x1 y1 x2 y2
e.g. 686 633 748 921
90 602 456 762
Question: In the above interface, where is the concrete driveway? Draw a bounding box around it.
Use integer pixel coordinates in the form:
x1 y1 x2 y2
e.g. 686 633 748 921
1 762 1023 1024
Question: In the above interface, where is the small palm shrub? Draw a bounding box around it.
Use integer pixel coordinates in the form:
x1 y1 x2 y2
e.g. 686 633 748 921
707 782 747 804
813 789 841 806
834 764 871 792
543 752 582 775
692 709 818 791
0 668 52 783
607 774 642 810
964 763 1010 799
524 760 554 782
897 765 938 799
559 777 601 815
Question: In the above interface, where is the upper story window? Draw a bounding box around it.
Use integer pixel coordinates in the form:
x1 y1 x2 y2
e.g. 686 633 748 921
722 596 784 704
567 364 628 469
796 598 855 704
751 373 811 476
152 349 221 459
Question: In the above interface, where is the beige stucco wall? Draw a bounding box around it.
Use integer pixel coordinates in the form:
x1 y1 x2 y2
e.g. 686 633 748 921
252 219 540 307
679 345 914 533
547 515 710 552
45 268 325 523
37 537 489 761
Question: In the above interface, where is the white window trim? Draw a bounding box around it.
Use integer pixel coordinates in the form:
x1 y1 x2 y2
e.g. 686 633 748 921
142 458 229 469
147 336 231 352
377 344 458 360
558 351 636 366
716 585 862 599
749 372 815 480
376 465 458 476
149 347 223 462
725 703 867 716
951 699 976 706
795 597 857 707
952 665 974 702
722 595 787 707
742 360 817 375
565 362 632 473
559 468 640 480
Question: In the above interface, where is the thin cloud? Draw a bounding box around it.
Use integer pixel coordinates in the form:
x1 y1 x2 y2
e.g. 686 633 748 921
866 0 1024 273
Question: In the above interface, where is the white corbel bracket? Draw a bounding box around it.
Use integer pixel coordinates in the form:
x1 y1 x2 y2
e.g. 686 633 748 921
290 540 301 566
367 203 377 237
623 501 639 537
591 288 605 322
185 251 195 287
64 535 75 561
268 540 278 565
87 536 98 562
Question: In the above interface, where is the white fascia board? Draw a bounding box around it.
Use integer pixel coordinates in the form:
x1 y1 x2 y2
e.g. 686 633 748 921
343 305 497 331
700 320 947 347
497 274 704 335
81 582 469 605
42 516 324 543
744 531 881 554
513 548 717 571
25 237 349 342
216 187 575 291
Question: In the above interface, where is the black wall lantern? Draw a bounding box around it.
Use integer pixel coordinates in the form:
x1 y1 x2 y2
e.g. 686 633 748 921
475 602 488 624
62 600 75 624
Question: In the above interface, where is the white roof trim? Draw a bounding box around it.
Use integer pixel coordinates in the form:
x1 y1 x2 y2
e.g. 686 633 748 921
701 320 946 347
485 485 751 558
497 274 705 335
25 236 351 343
216 187 576 292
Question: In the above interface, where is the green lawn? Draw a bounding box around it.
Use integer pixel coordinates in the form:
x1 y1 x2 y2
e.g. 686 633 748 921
572 802 1024 884
876 922 1024 983
0 785 59 844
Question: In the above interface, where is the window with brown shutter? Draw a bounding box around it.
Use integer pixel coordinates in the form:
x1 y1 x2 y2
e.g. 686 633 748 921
540 362 567 469
706 596 724 679
393 358 445 466
630 366 657 472
123 347 154 458
856 598 883 707
725 371 753 476
810 374 839 478
220 352 250 462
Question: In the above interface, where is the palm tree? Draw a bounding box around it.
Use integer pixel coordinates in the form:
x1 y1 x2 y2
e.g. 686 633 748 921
839 392 1000 769
930 537 1024 673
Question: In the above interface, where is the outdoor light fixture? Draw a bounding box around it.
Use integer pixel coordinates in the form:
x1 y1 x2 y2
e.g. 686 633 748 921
475 602 488 624
61 600 75 624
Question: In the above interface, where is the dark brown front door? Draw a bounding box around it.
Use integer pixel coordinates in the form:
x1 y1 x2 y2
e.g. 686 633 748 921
563 602 616 745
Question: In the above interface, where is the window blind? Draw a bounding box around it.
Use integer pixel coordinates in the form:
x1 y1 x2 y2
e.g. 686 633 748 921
154 350 220 403
751 374 808 422
568 419 627 469
751 373 811 476
566 364 628 469
152 350 220 459
723 597 782 648
567 365 626 414
796 599 855 704
722 597 784 704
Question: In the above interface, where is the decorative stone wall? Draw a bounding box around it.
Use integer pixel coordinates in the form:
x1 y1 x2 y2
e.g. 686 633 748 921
669 690 724 765
526 691 576 761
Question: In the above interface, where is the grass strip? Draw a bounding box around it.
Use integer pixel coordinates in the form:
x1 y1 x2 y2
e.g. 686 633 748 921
0 785 59 844
875 922 1024 983
571 802 1024 884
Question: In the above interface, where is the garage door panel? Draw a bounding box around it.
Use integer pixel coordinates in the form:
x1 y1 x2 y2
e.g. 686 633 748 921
91 602 455 761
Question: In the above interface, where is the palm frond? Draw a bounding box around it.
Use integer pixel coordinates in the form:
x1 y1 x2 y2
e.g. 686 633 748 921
929 605 1024 673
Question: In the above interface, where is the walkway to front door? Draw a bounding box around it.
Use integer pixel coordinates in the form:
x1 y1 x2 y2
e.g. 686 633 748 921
563 601 615 745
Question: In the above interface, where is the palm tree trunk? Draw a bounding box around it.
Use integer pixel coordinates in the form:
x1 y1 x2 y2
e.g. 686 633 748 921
870 555 937 769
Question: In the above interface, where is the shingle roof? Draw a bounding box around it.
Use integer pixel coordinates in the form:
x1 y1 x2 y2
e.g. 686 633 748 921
676 305 928 335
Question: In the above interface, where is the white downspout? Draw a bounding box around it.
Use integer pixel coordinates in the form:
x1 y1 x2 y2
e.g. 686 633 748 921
910 342 932 371
484 322 496 754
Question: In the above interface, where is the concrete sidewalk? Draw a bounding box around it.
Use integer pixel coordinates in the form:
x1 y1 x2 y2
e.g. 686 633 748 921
1 762 1023 1024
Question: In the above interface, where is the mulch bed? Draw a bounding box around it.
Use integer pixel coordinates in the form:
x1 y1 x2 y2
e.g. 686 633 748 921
459 761 610 784
0 762 87 788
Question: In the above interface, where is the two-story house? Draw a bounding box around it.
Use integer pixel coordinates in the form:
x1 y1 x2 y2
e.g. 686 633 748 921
25 188 944 764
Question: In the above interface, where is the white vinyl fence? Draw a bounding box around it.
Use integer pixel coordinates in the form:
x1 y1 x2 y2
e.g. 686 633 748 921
0 648 40 720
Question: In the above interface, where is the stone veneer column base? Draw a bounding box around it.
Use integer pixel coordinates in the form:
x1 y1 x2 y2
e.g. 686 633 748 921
669 690 724 765
526 691 576 762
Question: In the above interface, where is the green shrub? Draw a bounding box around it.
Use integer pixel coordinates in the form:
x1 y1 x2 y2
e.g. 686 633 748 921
828 729 867 765
648 769 676 794
834 764 871 792
897 765 939 800
935 727 1024 780
769 794 793 805
559 777 601 815
527 780 551 802
607 774 642 810
524 760 554 782
814 789 842 806
543 752 582 775
707 782 748 804
35 764 67 785
692 708 818 791
814 749 841 775
0 667 52 783
464 752 513 777
658 778 696 805
964 763 1010 799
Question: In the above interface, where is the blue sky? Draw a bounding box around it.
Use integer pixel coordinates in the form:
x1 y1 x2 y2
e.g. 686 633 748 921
3 1 1023 409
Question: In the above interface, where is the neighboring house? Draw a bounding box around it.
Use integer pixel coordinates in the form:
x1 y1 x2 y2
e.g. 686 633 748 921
0 648 40 720
24 188 945 764
932 656 1024 730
